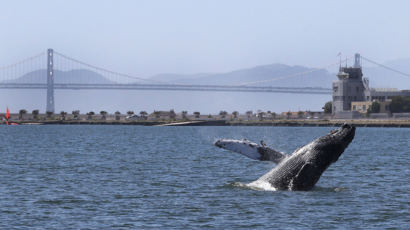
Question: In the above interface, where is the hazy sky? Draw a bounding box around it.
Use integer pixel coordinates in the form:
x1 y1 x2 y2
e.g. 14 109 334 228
1 0 410 77
1 0 410 114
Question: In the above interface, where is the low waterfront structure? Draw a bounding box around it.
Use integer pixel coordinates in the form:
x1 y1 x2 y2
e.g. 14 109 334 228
367 88 410 101
351 101 391 114
332 54 367 113
332 53 410 118
280 111 326 119
148 110 174 120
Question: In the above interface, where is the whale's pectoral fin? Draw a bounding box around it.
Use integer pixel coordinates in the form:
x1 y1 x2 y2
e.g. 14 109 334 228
290 163 322 191
214 139 287 164
257 146 287 163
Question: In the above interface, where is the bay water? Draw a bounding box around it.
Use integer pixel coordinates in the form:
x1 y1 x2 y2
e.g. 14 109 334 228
0 126 409 229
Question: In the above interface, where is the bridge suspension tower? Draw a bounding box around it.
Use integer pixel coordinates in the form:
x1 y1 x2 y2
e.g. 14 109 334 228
46 48 54 113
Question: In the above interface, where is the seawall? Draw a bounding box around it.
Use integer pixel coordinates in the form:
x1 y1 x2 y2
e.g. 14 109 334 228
5 119 409 127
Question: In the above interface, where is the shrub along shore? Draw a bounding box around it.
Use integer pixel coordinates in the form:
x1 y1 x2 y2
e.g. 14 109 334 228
1 110 409 127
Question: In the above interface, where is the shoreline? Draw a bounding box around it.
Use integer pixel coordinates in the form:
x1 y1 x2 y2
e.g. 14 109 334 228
4 119 410 127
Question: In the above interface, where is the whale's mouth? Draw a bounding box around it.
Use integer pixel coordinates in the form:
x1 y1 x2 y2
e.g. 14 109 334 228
314 123 356 155
334 123 355 144
214 140 224 148
321 123 355 154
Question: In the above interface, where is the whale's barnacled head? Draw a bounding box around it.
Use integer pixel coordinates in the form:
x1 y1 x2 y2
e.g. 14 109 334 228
288 124 355 191
312 123 355 165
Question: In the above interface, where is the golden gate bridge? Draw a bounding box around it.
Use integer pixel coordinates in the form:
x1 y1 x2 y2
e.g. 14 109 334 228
1 49 406 113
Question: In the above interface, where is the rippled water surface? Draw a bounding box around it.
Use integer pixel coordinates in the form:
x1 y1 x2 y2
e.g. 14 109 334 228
0 125 409 229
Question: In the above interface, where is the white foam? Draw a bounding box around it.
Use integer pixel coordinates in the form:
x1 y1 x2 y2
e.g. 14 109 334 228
247 179 277 191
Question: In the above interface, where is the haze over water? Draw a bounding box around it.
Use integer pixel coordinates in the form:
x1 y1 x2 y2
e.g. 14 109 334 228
1 126 408 229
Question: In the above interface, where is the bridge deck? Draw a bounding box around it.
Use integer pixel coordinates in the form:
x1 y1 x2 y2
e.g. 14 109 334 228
0 83 332 94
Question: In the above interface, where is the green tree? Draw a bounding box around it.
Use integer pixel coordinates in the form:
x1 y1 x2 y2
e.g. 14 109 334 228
60 111 67 120
219 111 228 119
246 111 253 120
153 111 161 119
169 109 176 120
46 111 53 119
19 109 27 120
266 111 272 120
193 111 200 119
286 111 292 119
140 111 148 120
323 101 332 114
87 111 95 120
115 111 121 121
181 111 188 120
390 96 410 113
271 112 277 119
367 101 380 114
72 110 80 120
257 111 265 121
32 109 39 120
297 111 304 119
100 111 107 120
232 111 239 119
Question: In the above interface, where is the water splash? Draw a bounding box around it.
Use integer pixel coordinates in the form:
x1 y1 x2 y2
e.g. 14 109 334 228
226 180 277 191
247 180 278 191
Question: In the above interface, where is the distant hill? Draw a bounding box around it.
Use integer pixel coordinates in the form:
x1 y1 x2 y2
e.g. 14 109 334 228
6 69 115 84
149 63 335 88
149 60 410 90
6 60 409 90
149 73 214 82
7 64 337 88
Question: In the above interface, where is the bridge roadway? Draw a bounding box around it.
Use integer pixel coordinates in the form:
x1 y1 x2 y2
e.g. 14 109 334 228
0 83 332 95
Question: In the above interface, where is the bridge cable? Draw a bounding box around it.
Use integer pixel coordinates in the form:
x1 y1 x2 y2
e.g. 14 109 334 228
53 51 165 84
361 56 410 78
234 56 353 86
0 52 45 70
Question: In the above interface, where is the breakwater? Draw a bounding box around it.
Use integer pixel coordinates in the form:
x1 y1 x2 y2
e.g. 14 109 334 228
6 119 410 127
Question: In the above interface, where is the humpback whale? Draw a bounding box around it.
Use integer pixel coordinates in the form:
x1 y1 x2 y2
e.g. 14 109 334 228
215 124 355 191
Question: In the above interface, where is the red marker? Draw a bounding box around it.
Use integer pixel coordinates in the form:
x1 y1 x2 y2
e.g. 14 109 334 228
6 107 10 125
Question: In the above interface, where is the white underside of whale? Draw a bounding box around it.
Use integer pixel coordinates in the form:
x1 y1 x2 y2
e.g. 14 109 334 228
215 139 262 160
214 139 287 164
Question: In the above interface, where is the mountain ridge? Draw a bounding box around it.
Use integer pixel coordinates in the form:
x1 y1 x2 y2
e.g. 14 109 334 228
5 69 115 84
5 59 410 89
149 63 334 88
